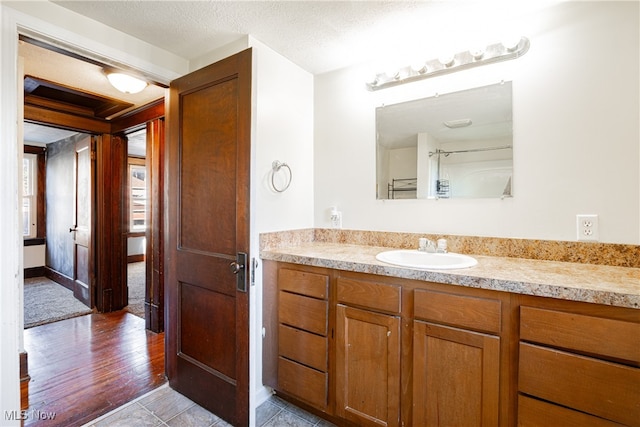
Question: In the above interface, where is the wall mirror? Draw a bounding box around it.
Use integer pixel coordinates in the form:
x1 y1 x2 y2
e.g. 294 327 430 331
376 81 513 200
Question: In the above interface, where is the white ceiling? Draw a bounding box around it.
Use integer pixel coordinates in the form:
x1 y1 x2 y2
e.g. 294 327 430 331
50 1 559 75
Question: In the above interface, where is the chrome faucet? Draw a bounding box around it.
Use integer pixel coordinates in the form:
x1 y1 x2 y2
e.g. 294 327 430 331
436 238 448 253
419 237 448 253
418 238 436 253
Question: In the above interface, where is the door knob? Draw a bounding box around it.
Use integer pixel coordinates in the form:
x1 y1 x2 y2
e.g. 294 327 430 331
229 261 244 274
69 227 78 233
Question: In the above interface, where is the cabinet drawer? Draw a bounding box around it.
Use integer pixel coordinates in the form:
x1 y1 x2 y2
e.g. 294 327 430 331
279 291 327 336
518 395 625 427
519 343 640 426
278 357 328 411
279 268 328 299
520 306 640 364
336 278 401 314
414 289 501 334
279 324 327 372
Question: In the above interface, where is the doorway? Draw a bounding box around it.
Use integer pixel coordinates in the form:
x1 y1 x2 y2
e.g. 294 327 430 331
23 125 95 328
124 128 148 321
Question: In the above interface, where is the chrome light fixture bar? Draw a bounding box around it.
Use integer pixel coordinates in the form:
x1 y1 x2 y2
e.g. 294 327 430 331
366 37 530 91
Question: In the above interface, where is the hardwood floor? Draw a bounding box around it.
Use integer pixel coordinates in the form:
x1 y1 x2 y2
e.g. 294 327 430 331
21 311 165 427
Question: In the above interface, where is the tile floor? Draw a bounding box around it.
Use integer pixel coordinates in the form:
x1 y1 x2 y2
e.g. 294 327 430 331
83 384 336 427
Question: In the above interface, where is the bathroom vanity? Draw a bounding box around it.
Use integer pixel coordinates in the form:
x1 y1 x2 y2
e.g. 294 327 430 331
261 241 640 427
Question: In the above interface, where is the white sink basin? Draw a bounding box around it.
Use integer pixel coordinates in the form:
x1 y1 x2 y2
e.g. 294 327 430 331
376 250 477 270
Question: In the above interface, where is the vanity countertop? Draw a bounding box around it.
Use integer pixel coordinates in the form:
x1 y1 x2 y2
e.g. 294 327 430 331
260 242 640 309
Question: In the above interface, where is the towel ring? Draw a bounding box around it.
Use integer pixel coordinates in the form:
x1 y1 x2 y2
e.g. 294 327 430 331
271 160 292 192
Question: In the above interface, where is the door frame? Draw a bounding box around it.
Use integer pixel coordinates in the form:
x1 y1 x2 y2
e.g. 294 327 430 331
2 3 189 416
115 111 166 333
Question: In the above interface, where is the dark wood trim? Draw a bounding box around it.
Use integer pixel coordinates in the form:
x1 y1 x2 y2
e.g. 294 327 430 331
128 231 145 238
128 156 145 166
23 238 45 246
95 134 127 312
23 145 45 155
111 99 165 134
36 148 46 238
25 105 111 134
19 351 30 383
44 266 74 291
146 118 164 333
24 145 46 239
128 254 145 263
24 266 45 279
26 94 96 117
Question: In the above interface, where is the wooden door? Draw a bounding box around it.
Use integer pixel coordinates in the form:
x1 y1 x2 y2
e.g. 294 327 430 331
413 321 500 426
71 135 94 307
336 304 401 427
166 49 251 426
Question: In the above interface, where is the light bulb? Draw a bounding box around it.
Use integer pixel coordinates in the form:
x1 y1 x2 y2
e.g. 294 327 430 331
410 62 427 74
438 54 455 67
469 46 485 60
502 36 522 51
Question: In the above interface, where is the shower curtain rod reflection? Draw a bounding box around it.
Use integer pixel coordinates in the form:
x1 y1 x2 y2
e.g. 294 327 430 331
429 145 513 157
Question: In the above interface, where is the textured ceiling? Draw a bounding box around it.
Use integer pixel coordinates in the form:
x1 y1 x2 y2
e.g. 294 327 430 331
50 0 559 75
22 0 560 144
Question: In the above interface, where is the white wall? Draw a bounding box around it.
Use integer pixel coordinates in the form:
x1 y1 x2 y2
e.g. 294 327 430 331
314 1 639 244
127 237 145 257
249 36 315 415
24 244 45 269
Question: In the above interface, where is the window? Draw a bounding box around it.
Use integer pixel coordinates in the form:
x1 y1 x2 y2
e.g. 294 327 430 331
23 153 37 238
129 163 147 232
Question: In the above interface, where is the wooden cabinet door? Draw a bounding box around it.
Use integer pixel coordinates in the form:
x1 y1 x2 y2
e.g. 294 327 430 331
336 304 400 427
413 321 500 427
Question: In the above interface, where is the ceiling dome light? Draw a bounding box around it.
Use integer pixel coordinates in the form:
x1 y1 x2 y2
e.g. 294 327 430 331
443 118 472 128
106 72 148 94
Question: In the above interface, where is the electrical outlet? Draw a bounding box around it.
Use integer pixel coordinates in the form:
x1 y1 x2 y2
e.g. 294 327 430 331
576 214 599 241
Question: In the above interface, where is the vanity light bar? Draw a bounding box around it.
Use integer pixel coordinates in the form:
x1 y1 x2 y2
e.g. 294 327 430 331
366 37 530 91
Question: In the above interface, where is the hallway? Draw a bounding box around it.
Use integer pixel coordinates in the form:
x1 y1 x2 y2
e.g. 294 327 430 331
21 311 165 426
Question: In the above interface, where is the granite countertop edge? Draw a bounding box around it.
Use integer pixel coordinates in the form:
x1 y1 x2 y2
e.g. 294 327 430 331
260 243 640 310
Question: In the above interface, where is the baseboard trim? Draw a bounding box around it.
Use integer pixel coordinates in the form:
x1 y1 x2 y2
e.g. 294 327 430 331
145 302 164 333
44 267 74 291
20 351 30 383
24 266 45 278
253 385 274 408
127 254 145 263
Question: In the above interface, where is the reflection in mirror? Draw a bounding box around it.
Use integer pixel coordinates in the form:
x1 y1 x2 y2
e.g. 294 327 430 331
376 82 513 200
